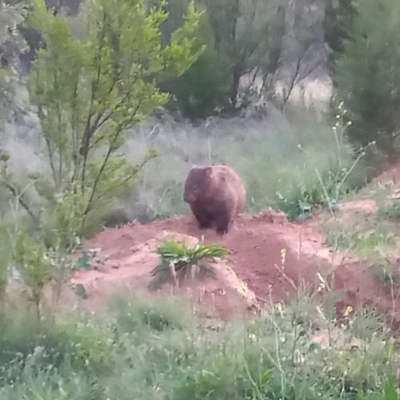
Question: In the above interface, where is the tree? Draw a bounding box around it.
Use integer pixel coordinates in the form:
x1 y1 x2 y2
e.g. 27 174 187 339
150 0 230 119
334 0 400 157
202 0 285 108
324 0 358 77
0 0 28 121
1 0 202 248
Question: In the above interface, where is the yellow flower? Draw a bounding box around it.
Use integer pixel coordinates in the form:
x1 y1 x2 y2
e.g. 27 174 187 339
343 305 353 317
317 283 325 293
249 333 257 342
275 302 283 312
237 283 248 295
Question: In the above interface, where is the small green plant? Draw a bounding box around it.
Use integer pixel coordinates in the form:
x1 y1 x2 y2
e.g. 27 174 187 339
273 102 368 221
12 231 51 318
369 259 400 288
148 239 228 289
378 201 400 222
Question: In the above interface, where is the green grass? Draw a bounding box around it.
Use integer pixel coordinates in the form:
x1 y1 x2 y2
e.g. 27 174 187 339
0 289 398 399
320 189 400 261
1 107 369 226
148 239 227 290
323 219 399 260
115 107 368 222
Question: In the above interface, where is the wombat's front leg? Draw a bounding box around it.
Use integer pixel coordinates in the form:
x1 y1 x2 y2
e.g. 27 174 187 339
191 206 213 230
198 219 212 230
215 210 230 235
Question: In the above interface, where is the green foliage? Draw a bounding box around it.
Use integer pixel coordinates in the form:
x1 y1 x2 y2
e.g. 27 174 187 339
0 293 397 399
324 0 358 75
0 223 8 306
152 0 286 116
334 0 400 156
378 201 400 222
263 105 365 220
203 0 285 107
108 290 194 334
123 108 366 222
155 0 230 119
148 239 227 289
165 46 231 119
0 0 28 119
3 0 202 244
12 231 51 314
0 308 117 388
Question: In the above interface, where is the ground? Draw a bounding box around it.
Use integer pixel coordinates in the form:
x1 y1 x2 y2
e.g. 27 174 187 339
58 162 400 328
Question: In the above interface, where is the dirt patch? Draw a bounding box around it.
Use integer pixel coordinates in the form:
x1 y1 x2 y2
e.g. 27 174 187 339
375 160 400 186
56 231 260 320
48 185 400 326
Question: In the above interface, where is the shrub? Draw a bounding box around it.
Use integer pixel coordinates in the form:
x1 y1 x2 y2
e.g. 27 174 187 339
334 0 400 157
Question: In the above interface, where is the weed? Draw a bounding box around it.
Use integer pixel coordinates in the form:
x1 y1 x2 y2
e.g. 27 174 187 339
370 260 400 288
0 289 397 399
378 201 400 222
148 239 227 289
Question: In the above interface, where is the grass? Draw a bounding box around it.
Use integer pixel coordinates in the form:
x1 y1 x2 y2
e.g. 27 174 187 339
0 288 398 400
369 261 400 288
119 107 367 222
148 239 227 290
320 194 400 261
323 219 399 260
4 106 367 224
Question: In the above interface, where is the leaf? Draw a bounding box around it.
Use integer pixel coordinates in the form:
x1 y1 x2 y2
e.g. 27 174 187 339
74 252 92 270
384 377 398 400
149 239 222 288
74 283 87 299
356 387 364 400
307 342 320 353
261 367 274 385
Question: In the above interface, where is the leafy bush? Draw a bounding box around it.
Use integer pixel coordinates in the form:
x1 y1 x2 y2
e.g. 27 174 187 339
164 46 231 120
334 0 400 157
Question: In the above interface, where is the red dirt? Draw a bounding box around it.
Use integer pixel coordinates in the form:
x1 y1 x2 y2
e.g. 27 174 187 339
375 160 400 186
57 203 400 327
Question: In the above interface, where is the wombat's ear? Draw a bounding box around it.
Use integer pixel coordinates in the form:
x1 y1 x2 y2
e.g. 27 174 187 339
205 166 213 176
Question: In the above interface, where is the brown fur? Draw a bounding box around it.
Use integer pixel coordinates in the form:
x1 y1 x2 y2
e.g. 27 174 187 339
183 165 246 235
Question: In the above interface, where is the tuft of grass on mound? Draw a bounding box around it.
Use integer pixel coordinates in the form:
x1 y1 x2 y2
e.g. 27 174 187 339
0 289 398 399
148 239 228 290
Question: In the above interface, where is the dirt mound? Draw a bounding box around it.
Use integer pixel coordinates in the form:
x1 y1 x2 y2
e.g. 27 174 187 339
62 203 400 325
66 231 259 319
63 209 336 318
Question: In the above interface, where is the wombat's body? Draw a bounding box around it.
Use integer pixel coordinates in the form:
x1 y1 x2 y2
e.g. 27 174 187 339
183 165 246 235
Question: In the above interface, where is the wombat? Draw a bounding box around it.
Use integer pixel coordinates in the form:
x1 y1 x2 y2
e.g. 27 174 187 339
183 165 246 235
